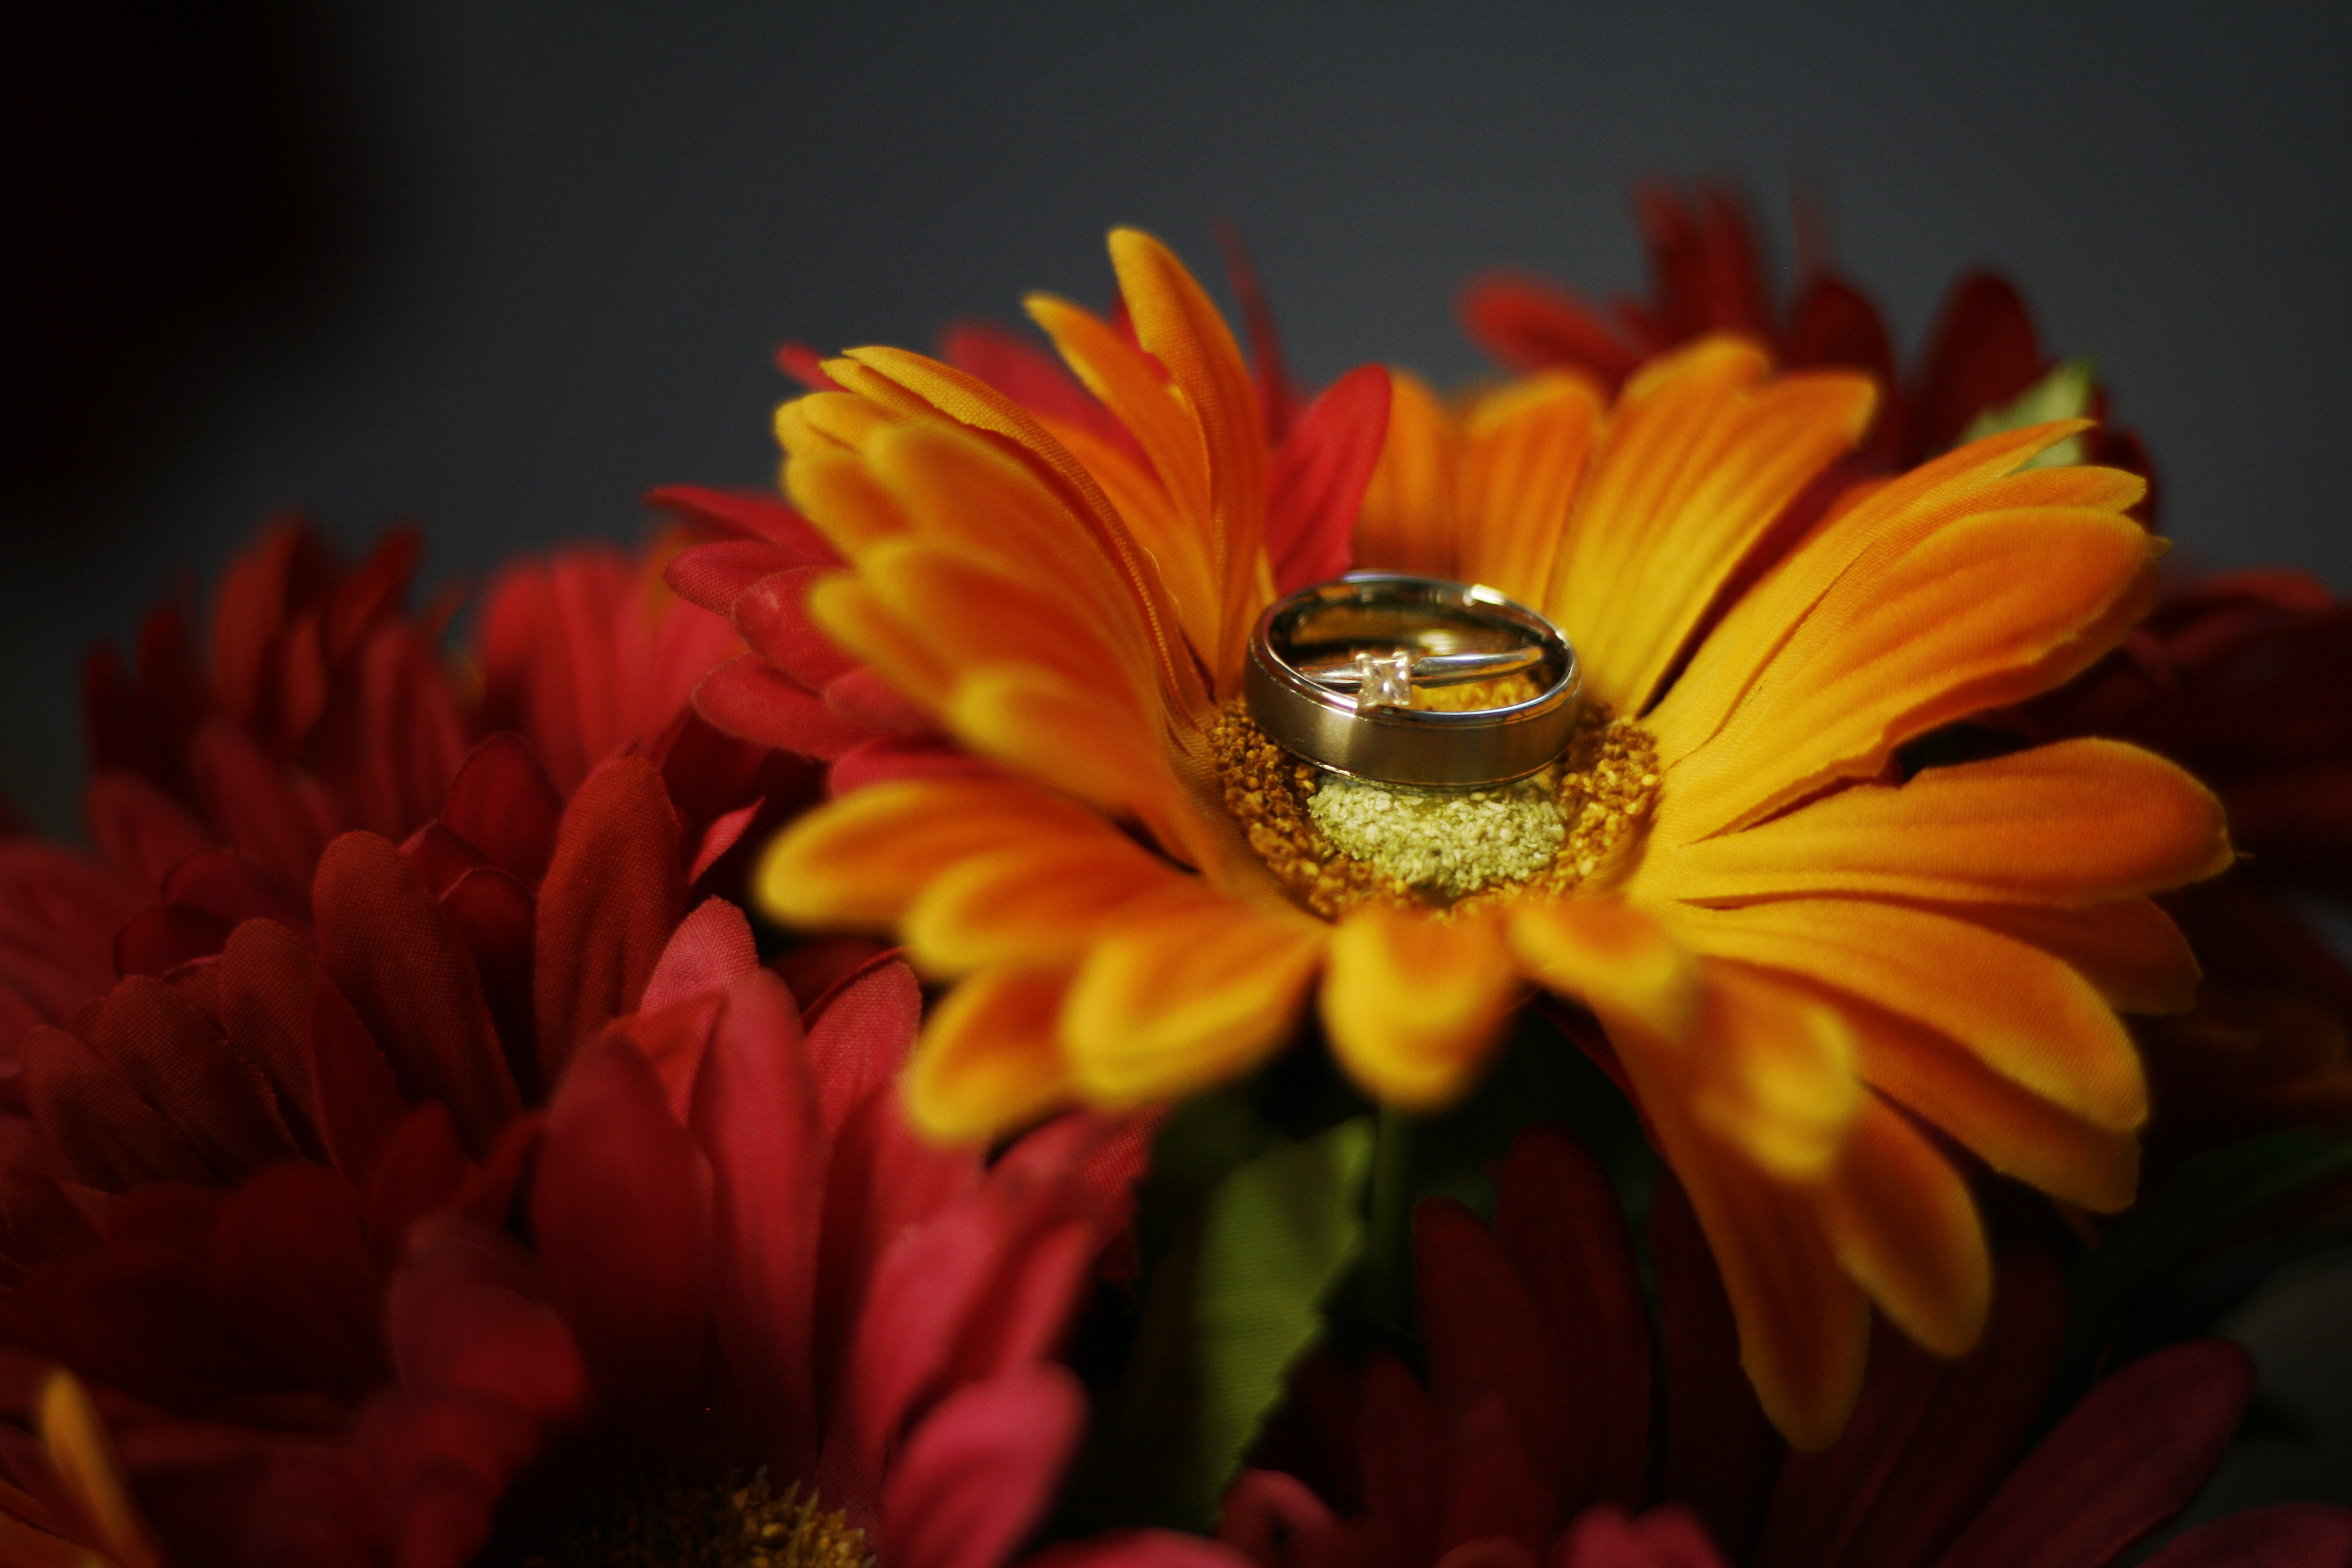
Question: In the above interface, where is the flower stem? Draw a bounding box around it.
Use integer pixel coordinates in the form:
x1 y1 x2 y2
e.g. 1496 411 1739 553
1365 1103 1416 1333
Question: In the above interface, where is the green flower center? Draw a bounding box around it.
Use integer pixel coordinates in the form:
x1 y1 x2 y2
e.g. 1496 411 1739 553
1209 697 1659 918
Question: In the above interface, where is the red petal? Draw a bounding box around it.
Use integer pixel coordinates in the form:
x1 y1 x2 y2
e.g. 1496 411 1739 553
215 918 330 1158
1554 1504 1728 1568
83 769 212 892
1025 1535 1257 1568
878 1363 1086 1568
1491 1128 1649 1508
828 735 996 795
440 733 563 889
0 1168 100 1283
940 321 1135 456
26 1244 278 1414
641 897 759 1014
113 903 235 978
1759 1252 2066 1568
531 756 685 1091
400 822 486 897
735 567 861 690
1782 273 1896 386
531 1033 713 1418
647 484 838 557
691 972 823 1476
1936 1341 2253 1568
189 719 341 903
22 1024 212 1191
1416 1199 1571 1515
1648 1175 1778 1562
773 344 845 393
1359 1353 1445 1561
362 1103 471 1272
1459 274 1641 385
805 958 921 1135
823 667 937 734
162 848 307 927
385 1210 583 1417
90 975 301 1180
1437 1390 1553 1556
2141 1504 2352 1567
212 1163 387 1400
1904 272 2043 462
439 867 538 1102
309 979 408 1191
321 525 423 664
664 539 811 614
313 832 520 1157
693 655 879 759
1264 365 1390 593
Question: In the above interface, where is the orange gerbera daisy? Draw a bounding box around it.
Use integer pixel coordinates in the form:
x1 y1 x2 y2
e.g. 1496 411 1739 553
757 230 2232 1445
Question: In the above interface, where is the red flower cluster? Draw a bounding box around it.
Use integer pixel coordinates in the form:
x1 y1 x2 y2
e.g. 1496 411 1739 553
1221 1128 2352 1568
1457 183 2151 490
0 517 807 1064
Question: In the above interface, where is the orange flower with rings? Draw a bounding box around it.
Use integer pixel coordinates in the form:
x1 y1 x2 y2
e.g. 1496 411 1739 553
757 229 2232 1446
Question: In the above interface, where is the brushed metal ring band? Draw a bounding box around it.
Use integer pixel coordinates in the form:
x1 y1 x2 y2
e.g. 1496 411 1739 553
1243 572 1582 788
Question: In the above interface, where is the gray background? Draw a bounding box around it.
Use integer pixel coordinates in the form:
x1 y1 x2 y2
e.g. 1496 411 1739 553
5 2 2346 835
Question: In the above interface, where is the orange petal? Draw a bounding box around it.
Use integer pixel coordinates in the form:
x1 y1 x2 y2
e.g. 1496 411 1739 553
1682 962 1861 1181
1658 503 2159 842
777 388 901 463
39 1370 161 1568
785 443 919 561
1451 373 1604 607
1849 998 2140 1212
758 777 1117 930
905 965 1080 1142
1649 420 2128 771
1062 897 1325 1104
858 537 1162 738
1547 339 1875 713
1049 416 1223 666
1649 738 2232 908
864 422 1171 702
805 573 959 713
0 1509 105 1568
832 345 1210 717
1963 897 2201 1015
1354 369 1460 581
1027 293 1213 526
1321 904 1523 1109
1109 228 1270 691
904 835 1193 976
1619 1044 1868 1449
1815 1095 1990 1357
1670 898 2146 1131
947 667 1208 869
1506 895 1699 1044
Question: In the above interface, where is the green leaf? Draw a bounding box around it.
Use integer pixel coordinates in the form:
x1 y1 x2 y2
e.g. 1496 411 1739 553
1959 356 2097 468
1076 1112 1373 1531
1192 1115 1374 1504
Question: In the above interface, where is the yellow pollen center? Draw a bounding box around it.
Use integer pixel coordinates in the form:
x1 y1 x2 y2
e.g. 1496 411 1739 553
516 1471 874 1568
1208 696 1660 920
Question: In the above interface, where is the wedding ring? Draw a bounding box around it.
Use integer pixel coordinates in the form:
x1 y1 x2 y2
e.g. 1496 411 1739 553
1244 573 1581 788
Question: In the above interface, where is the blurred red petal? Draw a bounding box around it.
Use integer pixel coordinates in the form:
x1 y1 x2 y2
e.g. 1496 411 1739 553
531 756 685 1090
531 1034 713 1418
879 1363 1086 1568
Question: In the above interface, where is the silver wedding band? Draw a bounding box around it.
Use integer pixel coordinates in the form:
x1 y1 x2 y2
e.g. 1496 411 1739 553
1244 573 1581 788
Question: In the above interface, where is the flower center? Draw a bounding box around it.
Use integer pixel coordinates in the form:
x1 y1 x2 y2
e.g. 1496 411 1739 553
1208 695 1659 919
514 1471 874 1568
